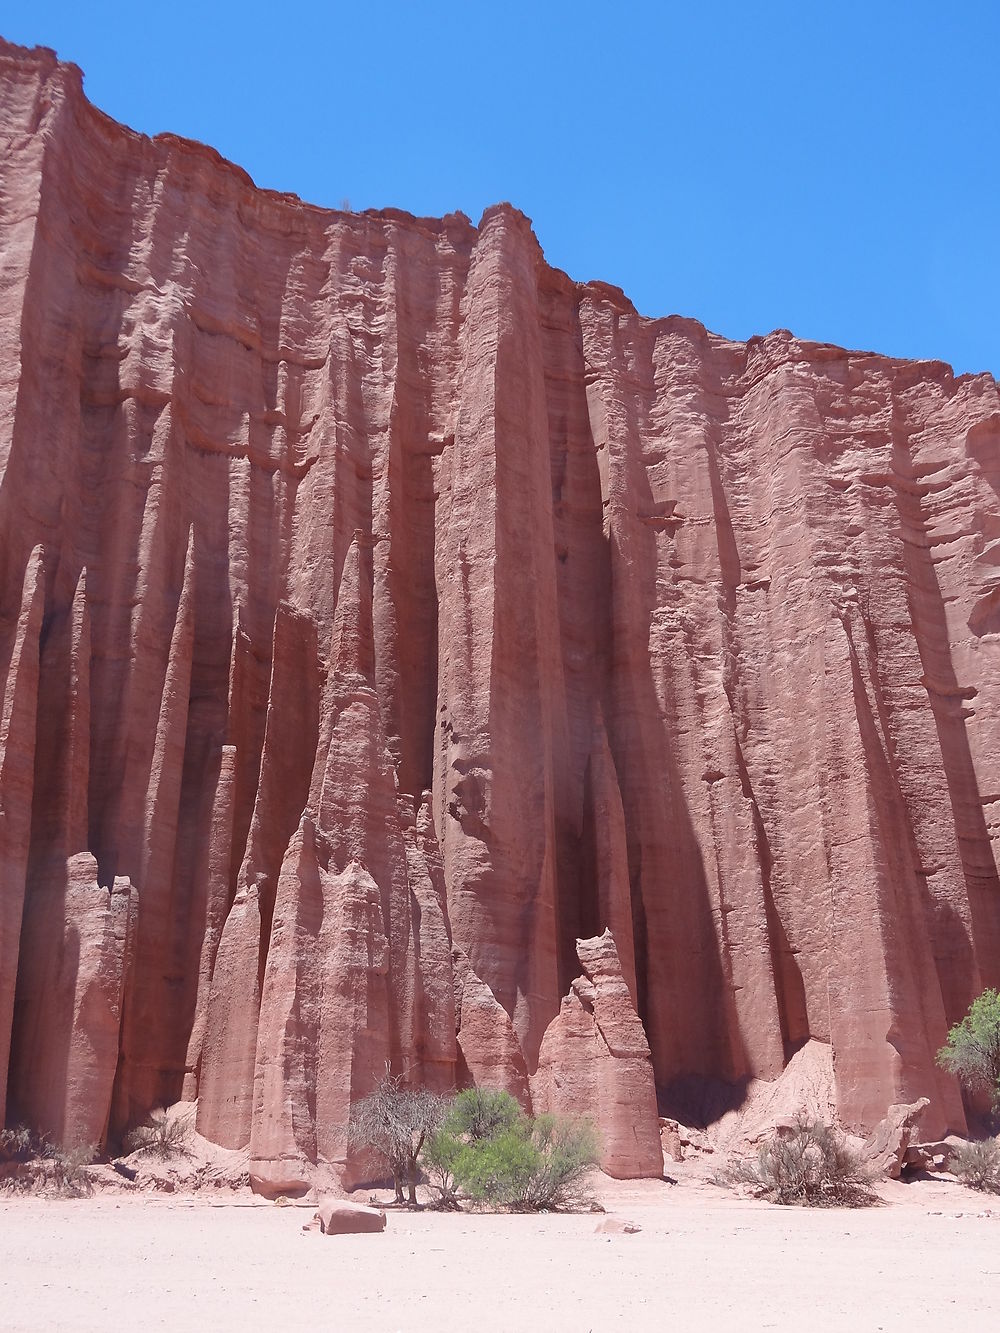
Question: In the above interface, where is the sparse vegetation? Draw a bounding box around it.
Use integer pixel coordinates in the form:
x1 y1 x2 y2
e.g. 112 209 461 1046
422 1088 598 1212
716 1116 878 1208
937 989 1000 1110
123 1107 194 1159
951 1137 1000 1193
41 1141 97 1196
348 1070 447 1205
1 1126 96 1196
0 1125 33 1163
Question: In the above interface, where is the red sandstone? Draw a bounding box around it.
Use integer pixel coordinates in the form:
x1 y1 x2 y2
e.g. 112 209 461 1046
532 931 662 1178
1 40 998 1183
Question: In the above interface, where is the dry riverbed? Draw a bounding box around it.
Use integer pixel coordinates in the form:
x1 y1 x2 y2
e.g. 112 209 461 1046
1 1173 998 1331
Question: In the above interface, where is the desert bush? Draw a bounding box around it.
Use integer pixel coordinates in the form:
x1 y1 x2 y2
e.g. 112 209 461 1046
123 1107 194 1159
422 1088 526 1206
0 1125 36 1195
348 1071 447 1204
717 1117 878 1208
421 1122 463 1209
0 1125 33 1164
951 1137 1000 1193
41 1141 96 1196
525 1113 600 1208
0 1128 96 1195
423 1088 598 1212
937 989 1000 1110
443 1087 523 1143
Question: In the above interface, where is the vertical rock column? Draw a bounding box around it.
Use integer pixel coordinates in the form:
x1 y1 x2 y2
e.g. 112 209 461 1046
0 547 44 1124
9 568 139 1150
433 207 565 1070
50 856 137 1151
112 534 195 1127
249 536 408 1191
181 744 237 1101
453 948 532 1109
532 930 662 1179
197 604 322 1148
823 608 966 1137
398 794 457 1092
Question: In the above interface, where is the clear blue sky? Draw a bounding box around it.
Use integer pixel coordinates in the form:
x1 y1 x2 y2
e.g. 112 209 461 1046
6 2 999 375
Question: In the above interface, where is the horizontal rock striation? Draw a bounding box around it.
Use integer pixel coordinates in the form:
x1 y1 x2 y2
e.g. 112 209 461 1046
2 40 999 1171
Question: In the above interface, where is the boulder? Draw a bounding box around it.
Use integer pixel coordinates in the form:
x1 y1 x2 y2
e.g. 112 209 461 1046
903 1135 968 1174
903 1145 946 1173
864 1098 930 1178
315 1199 387 1235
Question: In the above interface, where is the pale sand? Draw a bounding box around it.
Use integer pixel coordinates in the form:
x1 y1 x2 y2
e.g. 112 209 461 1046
1 1175 997 1331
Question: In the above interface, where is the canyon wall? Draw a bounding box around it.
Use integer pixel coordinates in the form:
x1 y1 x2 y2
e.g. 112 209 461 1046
2 39 999 1178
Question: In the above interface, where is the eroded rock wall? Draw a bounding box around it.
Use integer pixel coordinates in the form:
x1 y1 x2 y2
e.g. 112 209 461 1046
1 40 998 1165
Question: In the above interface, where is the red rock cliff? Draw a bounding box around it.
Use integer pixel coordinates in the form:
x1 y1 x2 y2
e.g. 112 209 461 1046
2 40 998 1171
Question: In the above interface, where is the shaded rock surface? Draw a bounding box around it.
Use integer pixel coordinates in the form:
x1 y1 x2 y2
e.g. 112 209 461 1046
0 40 997 1170
902 1135 968 1174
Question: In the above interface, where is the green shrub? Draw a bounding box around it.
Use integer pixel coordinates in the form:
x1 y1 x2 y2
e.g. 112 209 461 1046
951 1137 1000 1193
422 1087 598 1212
526 1113 600 1206
449 1126 539 1208
421 1124 464 1209
717 1117 878 1208
444 1087 523 1143
937 989 1000 1109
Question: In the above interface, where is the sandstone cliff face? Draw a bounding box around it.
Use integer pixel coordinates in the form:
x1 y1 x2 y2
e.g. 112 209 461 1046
2 40 998 1171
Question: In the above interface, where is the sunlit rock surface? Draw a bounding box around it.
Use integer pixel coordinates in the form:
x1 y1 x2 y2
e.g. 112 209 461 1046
2 40 998 1168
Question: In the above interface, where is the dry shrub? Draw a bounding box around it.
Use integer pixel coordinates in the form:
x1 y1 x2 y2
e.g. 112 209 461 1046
0 1125 33 1164
42 1142 97 1196
951 1138 1000 1193
348 1072 447 1205
123 1108 194 1159
0 1128 96 1196
0 1126 36 1196
717 1116 878 1208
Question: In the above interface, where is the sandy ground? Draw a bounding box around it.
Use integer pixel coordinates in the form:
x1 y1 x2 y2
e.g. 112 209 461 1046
2 1172 998 1332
